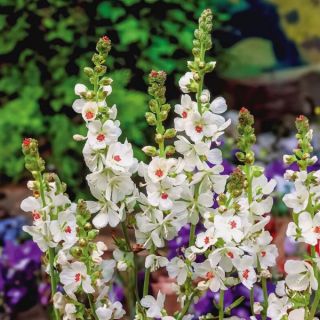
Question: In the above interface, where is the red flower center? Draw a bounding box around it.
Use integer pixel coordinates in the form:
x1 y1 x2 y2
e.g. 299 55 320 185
227 251 234 259
85 111 94 120
242 269 250 280
113 155 121 162
240 107 248 113
96 133 105 142
229 220 237 229
314 226 320 233
161 192 168 200
155 169 164 177
75 273 81 282
195 125 203 133
204 236 210 244
205 272 214 280
32 211 41 220
150 70 158 77
65 226 72 233
102 35 110 43
182 111 188 118
23 138 31 147
261 251 266 257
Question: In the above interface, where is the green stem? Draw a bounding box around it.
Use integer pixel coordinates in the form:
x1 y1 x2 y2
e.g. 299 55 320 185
189 223 196 247
177 292 196 320
88 294 98 320
219 290 225 320
196 43 205 115
143 245 155 297
120 222 140 304
309 286 320 320
250 288 254 315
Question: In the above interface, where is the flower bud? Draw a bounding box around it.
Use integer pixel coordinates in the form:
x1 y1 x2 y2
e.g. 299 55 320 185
253 302 263 314
159 110 168 121
165 145 175 157
200 89 210 104
83 67 94 77
155 133 164 144
145 112 157 126
142 146 158 157
73 134 87 141
164 128 176 139
117 260 128 272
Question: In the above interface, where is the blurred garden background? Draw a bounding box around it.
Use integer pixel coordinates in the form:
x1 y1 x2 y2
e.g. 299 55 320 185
1 0 320 319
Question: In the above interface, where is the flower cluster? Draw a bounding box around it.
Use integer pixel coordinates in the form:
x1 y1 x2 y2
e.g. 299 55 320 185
20 7 320 320
267 116 320 320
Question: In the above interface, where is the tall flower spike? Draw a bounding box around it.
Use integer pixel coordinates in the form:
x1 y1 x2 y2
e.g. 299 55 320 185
273 115 320 320
143 70 176 158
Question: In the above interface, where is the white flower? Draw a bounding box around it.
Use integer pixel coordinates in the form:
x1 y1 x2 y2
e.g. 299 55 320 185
193 256 226 292
22 222 55 252
192 227 217 253
91 241 108 264
63 303 77 320
185 111 220 142
174 135 222 171
105 141 137 174
20 196 43 223
282 182 309 213
141 291 165 318
267 293 291 320
147 157 176 183
53 292 66 311
83 141 105 172
147 180 182 211
87 199 121 229
145 254 168 272
178 72 194 93
87 120 121 149
235 256 257 289
72 99 99 122
167 257 188 285
174 94 197 131
287 211 320 245
136 210 184 248
50 211 78 249
288 309 305 320
214 214 244 243
209 246 243 273
113 248 134 272
60 261 94 299
284 260 317 292
96 301 125 320
209 96 227 114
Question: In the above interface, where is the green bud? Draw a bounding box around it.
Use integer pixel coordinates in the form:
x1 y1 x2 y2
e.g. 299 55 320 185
99 77 113 86
88 230 99 240
155 133 164 144
165 145 175 157
142 146 158 157
161 103 171 112
145 112 157 125
164 128 176 139
84 67 94 77
159 110 168 121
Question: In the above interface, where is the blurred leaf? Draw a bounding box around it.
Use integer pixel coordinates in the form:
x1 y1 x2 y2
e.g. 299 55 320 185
219 38 277 78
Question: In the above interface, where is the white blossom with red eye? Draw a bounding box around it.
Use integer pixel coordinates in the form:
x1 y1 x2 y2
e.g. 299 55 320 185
214 214 244 243
185 110 228 143
234 256 257 289
20 196 45 225
49 210 78 249
282 181 309 213
105 141 138 174
87 119 121 149
287 211 320 245
174 94 197 131
60 261 94 300
146 157 177 183
191 227 217 253
146 180 182 211
193 257 226 292
209 246 244 273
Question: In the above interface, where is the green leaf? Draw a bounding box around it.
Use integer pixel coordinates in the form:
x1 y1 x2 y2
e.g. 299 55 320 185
97 2 125 21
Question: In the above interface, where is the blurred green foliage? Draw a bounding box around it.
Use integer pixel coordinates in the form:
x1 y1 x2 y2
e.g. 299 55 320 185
0 0 277 193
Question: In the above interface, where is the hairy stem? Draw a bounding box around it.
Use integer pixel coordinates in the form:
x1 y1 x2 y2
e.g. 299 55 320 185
219 290 225 320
